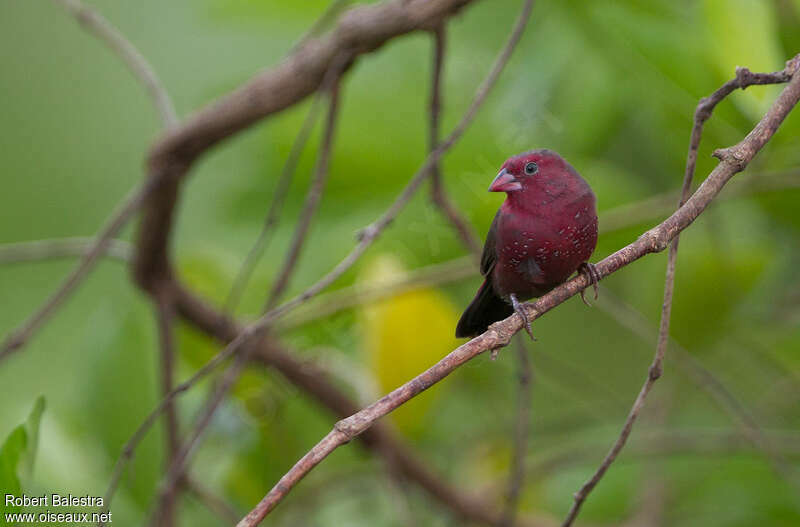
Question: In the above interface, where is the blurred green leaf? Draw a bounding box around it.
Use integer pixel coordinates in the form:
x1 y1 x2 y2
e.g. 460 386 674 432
0 397 45 518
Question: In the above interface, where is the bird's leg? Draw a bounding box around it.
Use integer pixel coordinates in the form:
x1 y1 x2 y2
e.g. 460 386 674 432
510 293 536 341
578 262 600 306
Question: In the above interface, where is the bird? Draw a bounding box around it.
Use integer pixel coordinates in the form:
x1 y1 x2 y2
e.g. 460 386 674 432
455 149 599 339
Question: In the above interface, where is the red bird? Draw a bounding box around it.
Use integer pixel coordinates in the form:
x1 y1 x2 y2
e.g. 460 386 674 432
456 149 599 338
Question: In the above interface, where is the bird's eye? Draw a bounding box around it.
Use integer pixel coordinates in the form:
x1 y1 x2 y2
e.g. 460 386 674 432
524 162 538 175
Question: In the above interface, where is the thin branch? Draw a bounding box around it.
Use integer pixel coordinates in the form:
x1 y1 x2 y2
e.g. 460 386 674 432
0 184 151 362
500 338 533 527
264 63 345 311
0 237 132 264
428 24 482 257
238 55 800 527
291 0 351 53
560 56 800 527
599 168 800 233
278 256 475 329
151 348 252 525
52 0 177 127
522 428 800 481
223 95 324 314
154 288 180 527
186 477 240 525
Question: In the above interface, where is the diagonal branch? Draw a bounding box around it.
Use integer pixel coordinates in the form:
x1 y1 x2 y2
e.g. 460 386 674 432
264 61 346 311
154 287 180 527
239 55 800 527
560 55 800 527
223 96 324 314
173 284 554 527
51 0 177 127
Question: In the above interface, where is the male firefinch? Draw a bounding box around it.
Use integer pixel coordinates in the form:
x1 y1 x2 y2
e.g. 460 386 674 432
456 149 598 338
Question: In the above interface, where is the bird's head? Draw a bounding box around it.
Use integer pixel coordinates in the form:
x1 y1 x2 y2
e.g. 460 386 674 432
489 150 589 205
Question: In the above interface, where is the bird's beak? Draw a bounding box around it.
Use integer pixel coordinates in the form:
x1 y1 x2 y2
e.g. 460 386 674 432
489 169 522 192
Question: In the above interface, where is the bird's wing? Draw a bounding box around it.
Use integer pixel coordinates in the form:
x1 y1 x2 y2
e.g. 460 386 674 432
480 210 500 277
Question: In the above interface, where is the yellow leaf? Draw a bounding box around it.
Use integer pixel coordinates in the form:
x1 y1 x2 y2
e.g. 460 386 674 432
358 256 461 436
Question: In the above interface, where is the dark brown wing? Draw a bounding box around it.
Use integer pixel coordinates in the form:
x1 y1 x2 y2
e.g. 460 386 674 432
480 210 500 277
456 212 511 338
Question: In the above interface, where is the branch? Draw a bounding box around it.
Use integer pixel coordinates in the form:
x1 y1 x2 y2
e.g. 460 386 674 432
51 0 177 127
239 55 800 527
500 339 533 527
154 288 180 527
223 95 324 313
560 55 800 526
185 477 240 525
428 24 482 257
0 237 132 264
264 63 345 311
0 185 151 361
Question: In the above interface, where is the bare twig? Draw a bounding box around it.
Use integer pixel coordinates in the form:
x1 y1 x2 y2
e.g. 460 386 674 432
560 56 800 527
279 256 474 328
52 0 177 127
523 428 800 481
151 348 252 526
264 63 345 311
428 24 481 257
292 0 351 52
238 56 800 527
223 95 324 314
0 184 151 362
154 288 180 527
599 168 800 233
0 237 132 264
500 338 533 527
186 477 240 525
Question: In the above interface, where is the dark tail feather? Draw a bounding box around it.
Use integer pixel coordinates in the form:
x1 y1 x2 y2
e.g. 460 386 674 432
455 279 513 338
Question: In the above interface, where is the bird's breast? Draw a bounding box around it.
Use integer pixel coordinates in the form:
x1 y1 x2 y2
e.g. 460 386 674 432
493 197 598 299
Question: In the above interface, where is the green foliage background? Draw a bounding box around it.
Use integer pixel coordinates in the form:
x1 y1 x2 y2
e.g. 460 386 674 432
1 0 799 525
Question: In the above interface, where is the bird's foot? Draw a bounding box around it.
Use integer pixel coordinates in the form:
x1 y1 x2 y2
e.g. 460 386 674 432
578 262 600 306
510 294 536 341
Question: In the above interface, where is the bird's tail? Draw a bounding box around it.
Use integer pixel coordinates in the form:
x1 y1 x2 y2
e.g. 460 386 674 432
455 279 513 338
